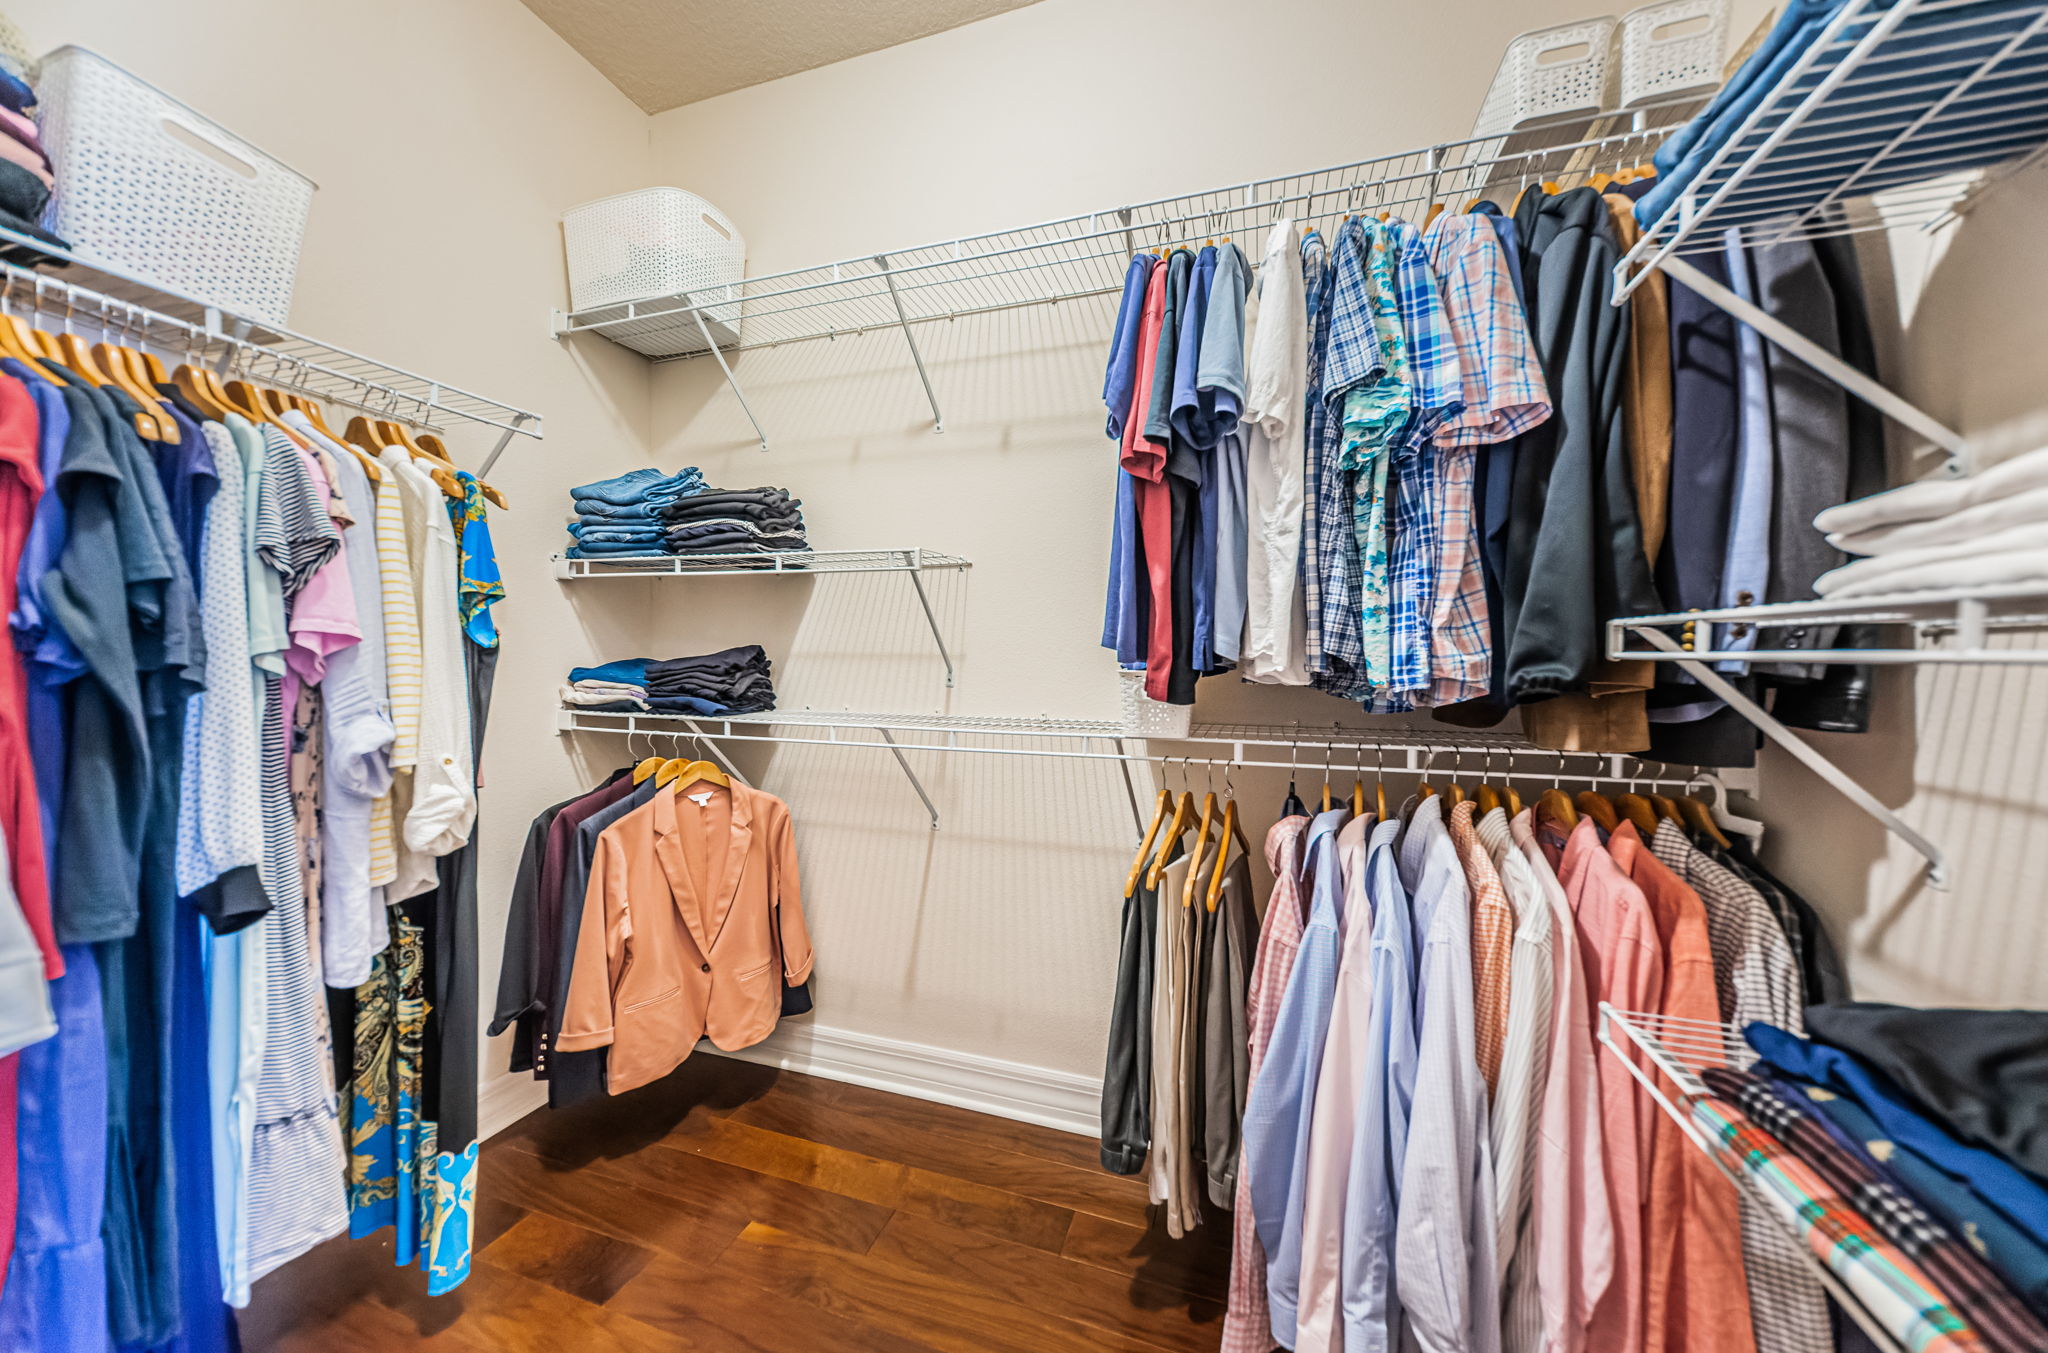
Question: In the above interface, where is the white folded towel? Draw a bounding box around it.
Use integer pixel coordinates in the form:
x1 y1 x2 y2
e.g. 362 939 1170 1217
1814 522 2048 596
558 684 648 707
1827 485 2048 556
1813 444 2048 537
1821 548 2048 600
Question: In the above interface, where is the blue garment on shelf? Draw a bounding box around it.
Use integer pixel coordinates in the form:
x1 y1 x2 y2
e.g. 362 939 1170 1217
569 467 705 506
571 497 686 520
568 658 653 686
1748 1022 2048 1248
564 541 672 559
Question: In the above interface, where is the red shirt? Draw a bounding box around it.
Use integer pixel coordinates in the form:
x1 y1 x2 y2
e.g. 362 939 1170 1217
0 372 57 980
1118 265 1176 702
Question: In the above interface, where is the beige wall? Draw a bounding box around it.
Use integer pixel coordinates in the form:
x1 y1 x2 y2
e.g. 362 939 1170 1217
9 0 663 1128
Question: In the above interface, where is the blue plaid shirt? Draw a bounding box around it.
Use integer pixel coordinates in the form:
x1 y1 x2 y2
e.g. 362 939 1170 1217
1380 218 1465 707
1306 219 1381 701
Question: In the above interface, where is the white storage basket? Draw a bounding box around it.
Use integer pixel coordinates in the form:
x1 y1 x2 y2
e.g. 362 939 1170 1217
1619 0 1730 107
562 187 745 357
1473 17 1621 136
36 46 316 325
1119 669 1193 739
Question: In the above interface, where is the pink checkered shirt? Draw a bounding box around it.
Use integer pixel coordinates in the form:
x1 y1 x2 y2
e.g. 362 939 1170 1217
1448 801 1514 1097
1419 216 1553 706
1220 815 1313 1353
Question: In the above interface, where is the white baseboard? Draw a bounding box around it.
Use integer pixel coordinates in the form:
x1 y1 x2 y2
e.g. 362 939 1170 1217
706 1024 1102 1138
478 1024 1103 1141
478 1070 549 1141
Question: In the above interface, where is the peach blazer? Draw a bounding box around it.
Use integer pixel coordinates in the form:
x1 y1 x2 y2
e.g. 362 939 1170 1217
558 779 814 1094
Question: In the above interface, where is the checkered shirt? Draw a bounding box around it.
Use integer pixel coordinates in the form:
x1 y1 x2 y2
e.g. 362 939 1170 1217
1707 1068 2048 1353
1447 801 1512 1096
1338 217 1407 692
1690 1093 1988 1353
1419 216 1550 705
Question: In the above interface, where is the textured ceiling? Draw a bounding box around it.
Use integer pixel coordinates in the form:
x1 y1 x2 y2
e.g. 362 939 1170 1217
518 0 1048 113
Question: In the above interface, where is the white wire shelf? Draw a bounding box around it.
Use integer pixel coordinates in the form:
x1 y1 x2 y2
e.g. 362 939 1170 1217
554 547 970 684
0 225 542 451
554 124 1670 365
1621 0 2048 275
1608 582 2048 665
556 706 1745 831
551 547 969 579
1597 1007 1908 1353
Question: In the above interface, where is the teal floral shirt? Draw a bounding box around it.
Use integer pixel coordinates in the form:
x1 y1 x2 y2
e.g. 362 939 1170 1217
447 471 503 648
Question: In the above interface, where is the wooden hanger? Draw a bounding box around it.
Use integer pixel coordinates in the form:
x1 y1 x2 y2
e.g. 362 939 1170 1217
1677 794 1733 849
1375 780 1388 821
1445 753 1468 808
1146 788 1196 891
659 757 732 792
169 361 233 421
632 755 664 784
1124 788 1172 898
93 340 181 443
0 311 61 385
1576 790 1620 832
60 333 167 441
1615 792 1661 837
1649 793 1685 825
418 431 508 510
1536 786 1579 831
1205 789 1253 912
1181 775 1220 910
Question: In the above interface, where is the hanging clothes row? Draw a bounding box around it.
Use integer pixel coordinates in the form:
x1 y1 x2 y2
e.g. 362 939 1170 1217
493 751 815 1108
1100 764 1849 1353
0 300 505 1352
1098 171 1883 767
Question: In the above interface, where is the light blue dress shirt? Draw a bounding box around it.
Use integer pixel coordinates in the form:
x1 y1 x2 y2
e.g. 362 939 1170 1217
1340 818 1417 1353
1718 227 1775 669
1394 796 1501 1353
1243 806 1352 1347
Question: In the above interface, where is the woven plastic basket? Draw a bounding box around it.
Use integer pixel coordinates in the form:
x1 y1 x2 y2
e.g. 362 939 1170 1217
1473 17 1620 136
1119 669 1193 738
37 46 316 325
1620 0 1730 107
562 186 745 357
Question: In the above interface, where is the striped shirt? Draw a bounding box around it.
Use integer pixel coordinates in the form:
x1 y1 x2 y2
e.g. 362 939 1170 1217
1395 795 1500 1353
1650 821 1827 1353
1222 815 1313 1353
1476 810 1554 1311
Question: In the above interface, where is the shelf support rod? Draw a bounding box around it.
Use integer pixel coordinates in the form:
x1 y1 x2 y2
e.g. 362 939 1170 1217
875 253 944 433
1627 626 1948 887
478 412 535 478
901 550 956 687
1111 737 1144 838
1656 255 1969 474
875 727 940 830
685 293 770 451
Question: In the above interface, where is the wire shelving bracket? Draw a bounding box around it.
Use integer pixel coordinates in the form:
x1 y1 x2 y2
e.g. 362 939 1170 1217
553 548 970 686
0 228 544 452
1597 1006 1908 1353
1617 0 2048 477
1607 581 2048 888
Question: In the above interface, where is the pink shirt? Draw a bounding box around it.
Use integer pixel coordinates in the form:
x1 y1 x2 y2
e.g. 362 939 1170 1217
283 444 362 684
1515 810 1614 1353
1609 825 1756 1353
1559 817 1663 1353
1222 815 1313 1353
1293 813 1374 1353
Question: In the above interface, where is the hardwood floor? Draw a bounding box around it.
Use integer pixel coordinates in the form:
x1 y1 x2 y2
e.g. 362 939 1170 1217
244 1056 1232 1351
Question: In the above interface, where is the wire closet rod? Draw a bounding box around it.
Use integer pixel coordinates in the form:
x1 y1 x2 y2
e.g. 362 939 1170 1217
0 234 543 442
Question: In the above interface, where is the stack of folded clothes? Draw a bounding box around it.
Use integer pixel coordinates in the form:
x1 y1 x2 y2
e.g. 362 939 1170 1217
5 46 69 259
560 646 776 716
1812 445 2048 599
565 467 708 558
658 484 809 555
